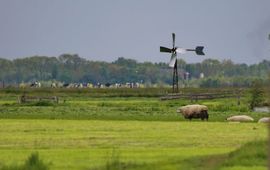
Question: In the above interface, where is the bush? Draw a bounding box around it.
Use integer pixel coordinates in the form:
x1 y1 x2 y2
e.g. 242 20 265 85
92 149 140 170
32 101 55 106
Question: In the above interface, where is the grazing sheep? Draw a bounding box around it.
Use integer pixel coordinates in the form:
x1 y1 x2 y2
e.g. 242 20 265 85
226 115 254 122
177 104 208 121
258 117 270 123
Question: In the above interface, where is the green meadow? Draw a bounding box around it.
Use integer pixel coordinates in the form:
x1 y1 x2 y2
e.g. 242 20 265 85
0 88 268 170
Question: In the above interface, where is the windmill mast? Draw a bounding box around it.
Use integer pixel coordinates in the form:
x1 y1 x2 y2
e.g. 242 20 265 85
173 59 178 93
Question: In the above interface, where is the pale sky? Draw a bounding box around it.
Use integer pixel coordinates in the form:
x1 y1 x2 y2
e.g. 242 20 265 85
0 0 270 64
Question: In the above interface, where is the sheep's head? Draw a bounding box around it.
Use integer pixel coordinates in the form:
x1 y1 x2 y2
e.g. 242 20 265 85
176 108 182 113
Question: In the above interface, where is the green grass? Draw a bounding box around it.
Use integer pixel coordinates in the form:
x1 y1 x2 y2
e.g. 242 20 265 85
177 140 268 170
0 96 268 121
0 119 267 170
1 87 267 122
219 140 267 170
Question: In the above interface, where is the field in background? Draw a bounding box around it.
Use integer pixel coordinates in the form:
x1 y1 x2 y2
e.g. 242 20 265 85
0 88 268 170
0 87 268 121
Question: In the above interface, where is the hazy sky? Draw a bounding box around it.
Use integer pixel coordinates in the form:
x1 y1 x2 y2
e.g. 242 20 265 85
0 0 269 64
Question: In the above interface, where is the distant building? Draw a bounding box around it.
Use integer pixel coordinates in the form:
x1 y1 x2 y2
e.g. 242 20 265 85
184 72 190 80
200 73 204 79
253 107 270 113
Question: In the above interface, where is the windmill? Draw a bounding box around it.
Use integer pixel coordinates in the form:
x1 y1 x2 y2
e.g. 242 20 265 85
160 33 205 93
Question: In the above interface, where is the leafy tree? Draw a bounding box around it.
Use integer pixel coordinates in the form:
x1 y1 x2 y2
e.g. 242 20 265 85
249 80 265 110
0 55 269 87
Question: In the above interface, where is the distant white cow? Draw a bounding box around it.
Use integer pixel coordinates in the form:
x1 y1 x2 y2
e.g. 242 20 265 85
51 83 57 88
30 81 41 88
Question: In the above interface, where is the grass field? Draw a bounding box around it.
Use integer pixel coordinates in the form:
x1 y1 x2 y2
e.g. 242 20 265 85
0 88 269 169
0 120 267 170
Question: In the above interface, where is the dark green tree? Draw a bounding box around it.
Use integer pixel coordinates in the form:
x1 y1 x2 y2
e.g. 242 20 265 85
249 80 265 110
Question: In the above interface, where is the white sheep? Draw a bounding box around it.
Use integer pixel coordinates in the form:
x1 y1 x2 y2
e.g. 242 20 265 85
258 117 270 123
177 104 208 121
226 115 254 122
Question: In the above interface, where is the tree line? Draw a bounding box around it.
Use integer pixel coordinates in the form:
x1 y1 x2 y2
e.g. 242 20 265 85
0 54 269 87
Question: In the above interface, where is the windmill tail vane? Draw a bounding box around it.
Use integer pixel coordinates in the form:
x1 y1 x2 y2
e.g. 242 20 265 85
186 46 205 55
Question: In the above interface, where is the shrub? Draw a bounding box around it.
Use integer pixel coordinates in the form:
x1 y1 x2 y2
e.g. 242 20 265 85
32 101 55 106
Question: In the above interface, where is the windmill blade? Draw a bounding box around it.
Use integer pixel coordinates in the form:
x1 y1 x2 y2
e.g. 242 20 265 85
195 46 205 55
160 46 172 53
176 48 187 54
169 53 177 67
172 33 175 48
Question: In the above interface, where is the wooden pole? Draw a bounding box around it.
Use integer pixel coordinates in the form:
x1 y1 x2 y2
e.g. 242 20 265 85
237 90 241 106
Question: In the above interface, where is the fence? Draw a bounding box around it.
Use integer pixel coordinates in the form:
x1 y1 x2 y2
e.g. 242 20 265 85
160 90 242 105
18 95 59 104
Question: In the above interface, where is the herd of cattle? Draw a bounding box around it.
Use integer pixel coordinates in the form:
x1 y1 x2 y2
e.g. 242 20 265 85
19 81 143 89
177 104 270 123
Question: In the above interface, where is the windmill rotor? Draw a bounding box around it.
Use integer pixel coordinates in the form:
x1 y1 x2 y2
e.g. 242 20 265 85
172 33 175 50
169 53 177 67
160 46 172 53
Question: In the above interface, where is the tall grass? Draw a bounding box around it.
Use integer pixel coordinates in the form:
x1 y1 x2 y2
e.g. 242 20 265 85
0 153 49 170
219 140 267 169
91 140 268 170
